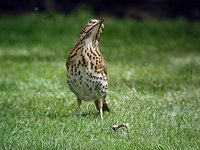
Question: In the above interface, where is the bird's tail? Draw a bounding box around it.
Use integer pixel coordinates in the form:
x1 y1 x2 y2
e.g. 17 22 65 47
102 100 110 112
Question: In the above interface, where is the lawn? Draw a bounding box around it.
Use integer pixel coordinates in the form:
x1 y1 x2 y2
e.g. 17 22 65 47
0 10 200 149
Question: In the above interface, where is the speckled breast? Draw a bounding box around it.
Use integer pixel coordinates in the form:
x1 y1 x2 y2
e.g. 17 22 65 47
67 65 108 101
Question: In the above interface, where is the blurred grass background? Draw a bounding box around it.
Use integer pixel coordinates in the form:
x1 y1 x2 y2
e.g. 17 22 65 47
0 10 200 149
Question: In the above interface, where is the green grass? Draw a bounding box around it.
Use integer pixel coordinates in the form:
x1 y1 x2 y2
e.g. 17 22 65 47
0 10 200 149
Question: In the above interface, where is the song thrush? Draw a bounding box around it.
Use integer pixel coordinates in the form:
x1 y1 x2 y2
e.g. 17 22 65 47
66 18 109 120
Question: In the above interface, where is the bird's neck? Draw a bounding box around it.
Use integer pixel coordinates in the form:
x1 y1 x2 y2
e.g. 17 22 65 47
80 37 99 48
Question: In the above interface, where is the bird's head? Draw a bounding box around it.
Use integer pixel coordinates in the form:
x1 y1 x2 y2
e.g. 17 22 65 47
79 18 104 43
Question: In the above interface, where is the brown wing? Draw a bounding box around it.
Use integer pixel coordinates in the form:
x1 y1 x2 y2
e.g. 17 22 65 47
96 55 107 75
66 43 82 70
66 51 74 70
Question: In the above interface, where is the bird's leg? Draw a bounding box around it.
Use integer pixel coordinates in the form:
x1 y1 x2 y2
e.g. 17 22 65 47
100 106 103 121
73 98 82 115
95 99 103 121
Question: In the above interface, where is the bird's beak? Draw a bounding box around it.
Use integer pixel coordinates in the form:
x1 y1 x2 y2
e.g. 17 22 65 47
92 18 104 41
93 18 104 30
99 18 104 25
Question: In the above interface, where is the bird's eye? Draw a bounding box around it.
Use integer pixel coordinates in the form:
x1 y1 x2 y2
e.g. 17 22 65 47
88 20 92 24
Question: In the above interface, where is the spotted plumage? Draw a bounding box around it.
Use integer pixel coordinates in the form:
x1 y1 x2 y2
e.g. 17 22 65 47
66 18 109 120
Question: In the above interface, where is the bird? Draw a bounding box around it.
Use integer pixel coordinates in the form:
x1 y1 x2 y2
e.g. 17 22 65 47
66 18 109 120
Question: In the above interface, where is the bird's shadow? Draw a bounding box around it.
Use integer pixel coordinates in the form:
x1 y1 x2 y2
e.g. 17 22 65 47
45 110 100 120
77 112 100 119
